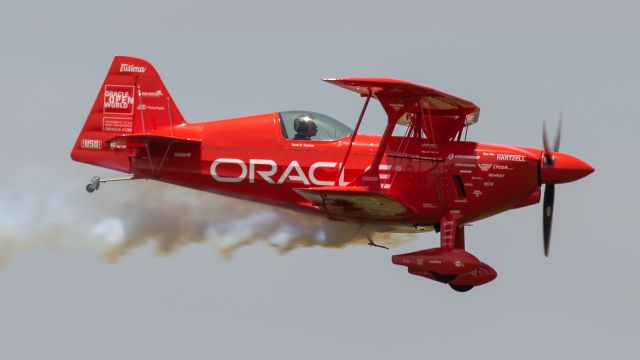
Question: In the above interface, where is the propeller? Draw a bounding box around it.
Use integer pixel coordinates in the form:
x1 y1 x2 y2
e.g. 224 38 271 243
542 114 562 257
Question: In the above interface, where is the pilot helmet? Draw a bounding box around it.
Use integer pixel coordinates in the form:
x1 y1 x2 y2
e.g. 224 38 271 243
294 114 317 134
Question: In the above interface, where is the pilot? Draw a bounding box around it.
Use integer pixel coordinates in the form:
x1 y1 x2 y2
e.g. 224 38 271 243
293 114 318 140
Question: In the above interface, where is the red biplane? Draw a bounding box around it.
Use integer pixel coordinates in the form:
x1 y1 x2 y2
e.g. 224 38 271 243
71 56 594 292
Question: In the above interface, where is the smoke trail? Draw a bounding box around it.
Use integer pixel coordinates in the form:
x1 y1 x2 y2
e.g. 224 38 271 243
0 173 415 265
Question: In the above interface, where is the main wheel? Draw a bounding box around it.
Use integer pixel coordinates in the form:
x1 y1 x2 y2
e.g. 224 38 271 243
430 272 457 283
449 284 474 292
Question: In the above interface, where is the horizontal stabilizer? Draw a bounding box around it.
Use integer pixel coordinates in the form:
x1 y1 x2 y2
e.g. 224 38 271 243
107 134 201 150
295 186 413 220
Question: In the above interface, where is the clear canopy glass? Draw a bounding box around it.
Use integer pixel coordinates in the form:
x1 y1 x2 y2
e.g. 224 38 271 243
279 111 353 141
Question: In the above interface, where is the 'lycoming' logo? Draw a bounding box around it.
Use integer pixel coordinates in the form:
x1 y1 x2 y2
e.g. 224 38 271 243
448 154 480 160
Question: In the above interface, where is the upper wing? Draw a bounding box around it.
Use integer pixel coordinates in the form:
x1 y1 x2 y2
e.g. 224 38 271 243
323 78 479 143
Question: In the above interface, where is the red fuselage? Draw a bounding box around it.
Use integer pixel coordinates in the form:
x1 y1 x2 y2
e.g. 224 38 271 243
110 112 544 228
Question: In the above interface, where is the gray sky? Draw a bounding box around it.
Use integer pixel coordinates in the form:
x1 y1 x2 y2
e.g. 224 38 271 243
0 0 638 359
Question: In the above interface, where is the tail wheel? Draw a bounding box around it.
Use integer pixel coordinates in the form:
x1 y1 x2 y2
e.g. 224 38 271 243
449 284 474 292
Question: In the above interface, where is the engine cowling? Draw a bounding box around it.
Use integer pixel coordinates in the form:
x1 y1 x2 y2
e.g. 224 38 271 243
392 247 481 275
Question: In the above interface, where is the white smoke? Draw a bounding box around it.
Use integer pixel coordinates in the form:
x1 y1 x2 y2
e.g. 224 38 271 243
0 173 415 265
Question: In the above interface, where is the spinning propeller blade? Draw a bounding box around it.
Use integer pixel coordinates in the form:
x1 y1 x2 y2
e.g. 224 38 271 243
541 114 562 257
543 184 555 257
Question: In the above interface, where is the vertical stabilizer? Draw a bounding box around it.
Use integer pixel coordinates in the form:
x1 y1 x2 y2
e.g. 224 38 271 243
71 56 187 172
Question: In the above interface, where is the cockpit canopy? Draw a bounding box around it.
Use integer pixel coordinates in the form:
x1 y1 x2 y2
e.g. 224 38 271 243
279 111 353 141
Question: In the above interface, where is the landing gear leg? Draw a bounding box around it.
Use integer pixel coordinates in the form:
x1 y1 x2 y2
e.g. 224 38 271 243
440 215 474 292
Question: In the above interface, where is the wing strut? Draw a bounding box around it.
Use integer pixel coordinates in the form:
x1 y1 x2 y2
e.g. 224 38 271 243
336 90 372 183
421 97 435 143
349 94 405 191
